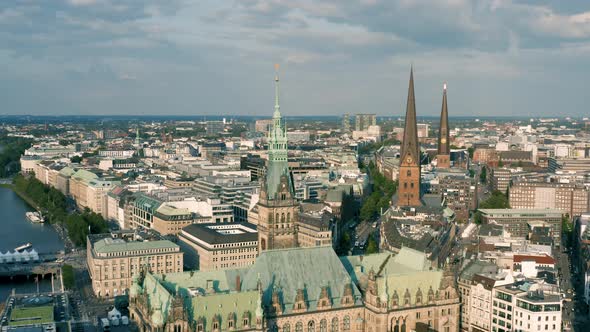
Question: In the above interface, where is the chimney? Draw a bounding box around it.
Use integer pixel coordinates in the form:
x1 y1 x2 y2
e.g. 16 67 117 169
236 275 241 292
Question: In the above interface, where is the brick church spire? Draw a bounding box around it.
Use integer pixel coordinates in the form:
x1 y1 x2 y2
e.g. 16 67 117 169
397 67 422 207
437 83 451 168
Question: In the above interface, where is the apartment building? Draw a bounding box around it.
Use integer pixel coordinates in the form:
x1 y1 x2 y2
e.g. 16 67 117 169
178 223 258 271
493 282 561 332
509 180 590 217
87 232 183 298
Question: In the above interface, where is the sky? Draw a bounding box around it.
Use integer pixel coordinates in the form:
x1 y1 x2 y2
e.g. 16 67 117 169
0 0 589 117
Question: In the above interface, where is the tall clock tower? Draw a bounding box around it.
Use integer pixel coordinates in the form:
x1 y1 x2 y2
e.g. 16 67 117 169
257 65 299 252
397 68 422 207
437 83 451 168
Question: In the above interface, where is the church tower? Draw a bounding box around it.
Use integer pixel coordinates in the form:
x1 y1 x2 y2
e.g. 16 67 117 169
257 65 299 252
397 67 422 207
437 83 451 168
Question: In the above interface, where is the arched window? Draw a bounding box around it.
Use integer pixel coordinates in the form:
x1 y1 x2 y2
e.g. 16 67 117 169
283 323 291 332
401 322 406 332
331 317 339 332
308 320 316 332
404 182 408 189
281 213 285 223
320 319 327 332
343 316 350 331
296 322 303 332
276 213 280 223
287 212 291 222
407 170 411 176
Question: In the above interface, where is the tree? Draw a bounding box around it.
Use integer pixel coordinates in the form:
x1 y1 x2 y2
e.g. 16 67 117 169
498 159 504 167
479 167 487 183
70 155 83 163
365 235 379 254
467 147 475 159
62 264 75 290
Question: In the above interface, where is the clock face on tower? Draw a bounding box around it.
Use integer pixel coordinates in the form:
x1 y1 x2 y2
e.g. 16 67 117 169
406 156 413 164
441 138 447 144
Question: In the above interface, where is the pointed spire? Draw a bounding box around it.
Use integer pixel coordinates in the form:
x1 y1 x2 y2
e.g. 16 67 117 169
401 66 419 163
438 82 450 156
274 63 281 119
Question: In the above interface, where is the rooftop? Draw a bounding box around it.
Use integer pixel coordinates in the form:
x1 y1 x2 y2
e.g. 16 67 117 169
181 223 258 245
91 235 179 254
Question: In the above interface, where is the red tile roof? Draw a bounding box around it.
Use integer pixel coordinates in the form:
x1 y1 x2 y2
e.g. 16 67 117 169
513 254 555 265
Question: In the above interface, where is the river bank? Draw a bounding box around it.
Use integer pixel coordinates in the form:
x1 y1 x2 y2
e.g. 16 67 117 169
1 183 75 252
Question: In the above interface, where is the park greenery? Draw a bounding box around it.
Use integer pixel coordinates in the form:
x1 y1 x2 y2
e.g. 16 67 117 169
62 264 75 289
0 136 33 177
474 190 510 224
13 174 108 247
360 161 397 222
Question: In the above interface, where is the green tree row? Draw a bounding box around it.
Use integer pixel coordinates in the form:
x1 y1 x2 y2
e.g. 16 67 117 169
13 174 108 247
360 161 398 222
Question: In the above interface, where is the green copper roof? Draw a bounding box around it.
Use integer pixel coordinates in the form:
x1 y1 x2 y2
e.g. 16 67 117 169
240 246 362 313
263 68 294 201
59 166 76 177
71 169 98 183
191 291 260 331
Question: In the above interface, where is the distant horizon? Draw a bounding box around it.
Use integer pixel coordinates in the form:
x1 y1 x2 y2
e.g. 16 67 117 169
0 114 585 121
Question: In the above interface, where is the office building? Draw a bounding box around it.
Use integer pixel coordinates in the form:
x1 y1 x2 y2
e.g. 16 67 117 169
509 180 590 217
87 231 183 298
178 223 258 271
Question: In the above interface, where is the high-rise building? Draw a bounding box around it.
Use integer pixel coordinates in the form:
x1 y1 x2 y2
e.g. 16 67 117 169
256 66 299 252
437 83 451 168
341 113 351 133
206 121 224 136
355 113 376 131
397 68 422 207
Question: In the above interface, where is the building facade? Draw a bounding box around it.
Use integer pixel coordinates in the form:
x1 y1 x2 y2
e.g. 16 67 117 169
129 246 460 332
509 180 590 217
178 223 258 271
87 232 183 298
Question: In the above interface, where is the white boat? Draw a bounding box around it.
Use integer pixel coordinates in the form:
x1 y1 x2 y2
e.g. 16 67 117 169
25 211 44 223
15 243 32 252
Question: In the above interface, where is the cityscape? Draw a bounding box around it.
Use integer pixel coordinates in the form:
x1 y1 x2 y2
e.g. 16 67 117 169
1 1 590 332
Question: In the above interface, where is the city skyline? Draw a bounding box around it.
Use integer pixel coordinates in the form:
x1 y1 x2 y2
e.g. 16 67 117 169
0 1 589 117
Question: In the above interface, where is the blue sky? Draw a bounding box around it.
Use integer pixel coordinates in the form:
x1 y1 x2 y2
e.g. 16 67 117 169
0 0 589 117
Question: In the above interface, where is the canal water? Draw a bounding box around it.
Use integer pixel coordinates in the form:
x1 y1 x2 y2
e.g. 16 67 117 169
0 187 64 300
